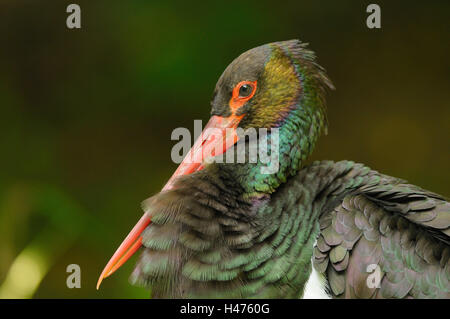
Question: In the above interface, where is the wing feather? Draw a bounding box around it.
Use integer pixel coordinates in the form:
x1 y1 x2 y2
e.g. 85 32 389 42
314 185 450 298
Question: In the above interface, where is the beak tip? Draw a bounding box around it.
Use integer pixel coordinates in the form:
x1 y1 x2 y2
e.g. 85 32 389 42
96 276 103 290
95 214 150 292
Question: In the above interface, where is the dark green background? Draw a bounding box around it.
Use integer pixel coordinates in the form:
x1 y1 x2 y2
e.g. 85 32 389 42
0 1 448 298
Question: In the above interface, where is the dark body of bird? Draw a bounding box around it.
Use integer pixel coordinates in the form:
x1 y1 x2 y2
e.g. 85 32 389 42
99 40 450 299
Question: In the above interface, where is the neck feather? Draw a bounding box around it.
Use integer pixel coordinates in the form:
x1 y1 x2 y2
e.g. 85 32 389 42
217 106 325 197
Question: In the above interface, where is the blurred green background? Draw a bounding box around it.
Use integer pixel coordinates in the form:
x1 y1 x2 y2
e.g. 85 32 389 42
0 0 448 298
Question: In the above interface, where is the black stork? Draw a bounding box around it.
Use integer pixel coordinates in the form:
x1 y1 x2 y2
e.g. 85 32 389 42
97 40 450 298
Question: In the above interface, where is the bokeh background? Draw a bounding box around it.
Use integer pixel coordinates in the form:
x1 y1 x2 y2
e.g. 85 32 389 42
0 0 448 298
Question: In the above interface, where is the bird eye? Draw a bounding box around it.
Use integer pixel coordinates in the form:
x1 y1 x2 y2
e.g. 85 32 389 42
230 80 257 110
239 84 252 97
233 81 257 100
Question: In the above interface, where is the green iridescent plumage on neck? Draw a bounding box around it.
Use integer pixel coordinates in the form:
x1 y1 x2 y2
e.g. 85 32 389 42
216 41 333 196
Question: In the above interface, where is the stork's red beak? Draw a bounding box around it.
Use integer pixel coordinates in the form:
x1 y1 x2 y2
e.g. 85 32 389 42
96 114 244 289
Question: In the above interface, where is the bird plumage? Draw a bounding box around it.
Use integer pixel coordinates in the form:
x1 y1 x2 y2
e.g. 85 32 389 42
101 40 450 298
130 160 450 298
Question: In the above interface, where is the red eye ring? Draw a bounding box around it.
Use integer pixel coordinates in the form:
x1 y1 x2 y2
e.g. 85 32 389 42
229 80 257 111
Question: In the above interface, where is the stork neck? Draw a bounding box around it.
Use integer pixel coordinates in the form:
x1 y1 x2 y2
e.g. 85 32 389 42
218 108 325 196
